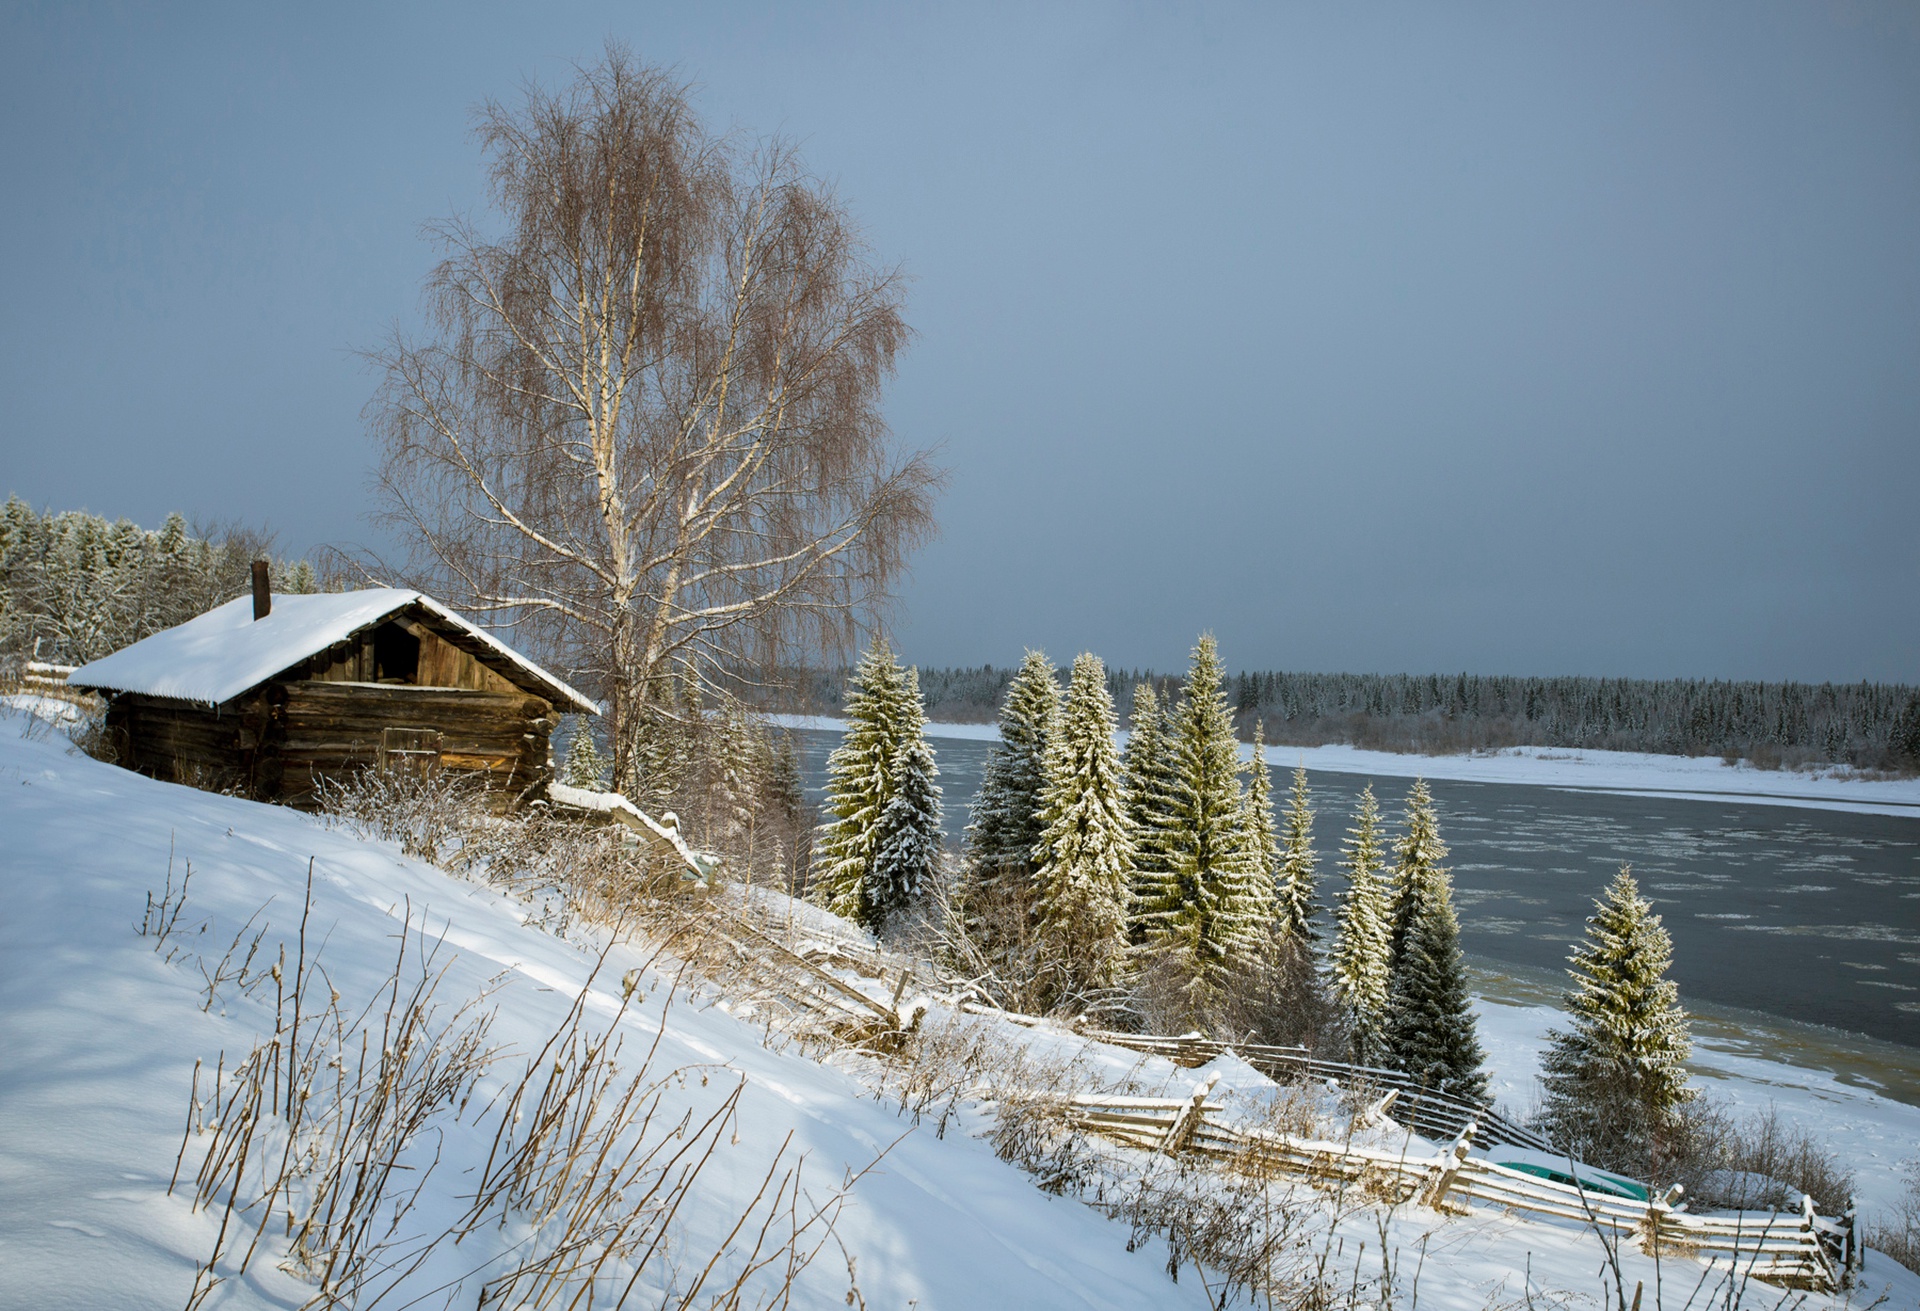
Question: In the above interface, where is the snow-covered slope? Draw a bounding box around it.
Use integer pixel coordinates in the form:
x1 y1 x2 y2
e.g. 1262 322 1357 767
0 719 1212 1310
3 709 1917 1309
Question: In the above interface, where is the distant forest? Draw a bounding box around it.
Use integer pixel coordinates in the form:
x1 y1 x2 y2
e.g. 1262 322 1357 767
0 498 324 666
778 662 1920 774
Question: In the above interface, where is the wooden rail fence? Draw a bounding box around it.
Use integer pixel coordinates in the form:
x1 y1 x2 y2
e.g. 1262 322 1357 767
1064 1077 1860 1293
1070 1027 1556 1154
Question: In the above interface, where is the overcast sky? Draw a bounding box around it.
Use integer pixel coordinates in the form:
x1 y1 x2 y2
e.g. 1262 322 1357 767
3 3 1916 681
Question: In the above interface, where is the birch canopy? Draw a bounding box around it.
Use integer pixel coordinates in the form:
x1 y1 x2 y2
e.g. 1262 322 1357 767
370 48 939 789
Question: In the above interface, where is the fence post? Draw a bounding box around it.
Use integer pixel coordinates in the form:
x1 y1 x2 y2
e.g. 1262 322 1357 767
1844 1195 1860 1282
1423 1121 1476 1211
1638 1186 1680 1258
1159 1071 1220 1156
1801 1193 1842 1291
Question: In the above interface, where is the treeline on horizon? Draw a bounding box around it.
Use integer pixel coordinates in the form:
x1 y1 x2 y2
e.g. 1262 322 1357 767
776 661 1920 774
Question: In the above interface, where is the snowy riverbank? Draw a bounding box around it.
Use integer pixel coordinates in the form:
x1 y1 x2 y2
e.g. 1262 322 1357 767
5 708 1918 1305
770 715 1920 818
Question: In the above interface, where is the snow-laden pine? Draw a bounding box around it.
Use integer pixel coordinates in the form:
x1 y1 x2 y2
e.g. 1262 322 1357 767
1275 763 1321 946
815 641 933 930
561 715 608 789
1031 653 1135 1006
1121 681 1177 944
962 650 1060 963
1139 635 1265 1020
964 652 1058 895
1383 882 1486 1101
1385 779 1446 977
1540 867 1700 1173
1380 780 1485 1097
867 704 943 932
1332 784 1392 1065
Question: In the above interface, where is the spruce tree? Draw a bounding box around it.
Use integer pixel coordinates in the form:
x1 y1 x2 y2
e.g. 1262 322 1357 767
1332 784 1392 1065
867 712 943 933
1031 653 1135 1006
1121 682 1177 943
1383 874 1486 1101
1540 867 1699 1175
814 641 912 924
1239 722 1279 922
1275 763 1321 946
561 715 608 789
1387 779 1448 976
962 650 1059 965
965 650 1060 893
1141 634 1264 1022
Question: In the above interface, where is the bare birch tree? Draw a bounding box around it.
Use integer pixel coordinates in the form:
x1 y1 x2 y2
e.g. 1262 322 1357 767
367 47 939 790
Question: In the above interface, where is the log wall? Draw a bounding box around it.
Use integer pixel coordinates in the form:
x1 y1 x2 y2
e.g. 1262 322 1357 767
277 681 557 811
107 680 559 814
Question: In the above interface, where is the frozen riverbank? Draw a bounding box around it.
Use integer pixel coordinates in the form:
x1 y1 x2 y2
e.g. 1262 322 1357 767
770 714 1920 818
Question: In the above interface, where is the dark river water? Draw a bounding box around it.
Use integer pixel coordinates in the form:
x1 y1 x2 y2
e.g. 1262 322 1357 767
789 727 1920 1052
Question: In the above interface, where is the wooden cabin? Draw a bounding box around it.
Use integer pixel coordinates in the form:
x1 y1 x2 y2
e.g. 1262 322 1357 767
68 587 598 812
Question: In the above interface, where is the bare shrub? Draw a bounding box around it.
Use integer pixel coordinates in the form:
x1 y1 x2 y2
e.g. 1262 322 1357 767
1655 1100 1855 1217
1216 930 1349 1058
162 869 868 1308
1868 1158 1920 1275
315 767 704 938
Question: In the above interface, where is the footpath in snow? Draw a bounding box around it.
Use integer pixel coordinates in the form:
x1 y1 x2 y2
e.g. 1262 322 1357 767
771 714 1920 818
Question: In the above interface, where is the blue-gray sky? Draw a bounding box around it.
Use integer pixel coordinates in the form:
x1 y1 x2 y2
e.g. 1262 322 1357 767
3 3 1916 681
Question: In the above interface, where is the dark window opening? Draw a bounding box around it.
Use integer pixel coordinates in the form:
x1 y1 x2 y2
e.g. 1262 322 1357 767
372 623 421 684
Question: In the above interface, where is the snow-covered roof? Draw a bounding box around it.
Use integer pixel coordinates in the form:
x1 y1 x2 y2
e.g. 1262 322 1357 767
68 589 599 714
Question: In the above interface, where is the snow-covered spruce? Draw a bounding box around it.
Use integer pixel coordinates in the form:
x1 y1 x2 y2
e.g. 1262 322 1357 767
1138 634 1266 1024
1379 780 1485 1097
561 713 608 790
1120 681 1177 944
867 691 943 932
961 649 1059 963
1385 778 1446 976
1274 763 1321 947
1539 866 1700 1175
1382 875 1487 1102
1030 652 1135 1007
814 641 939 931
1331 784 1391 1066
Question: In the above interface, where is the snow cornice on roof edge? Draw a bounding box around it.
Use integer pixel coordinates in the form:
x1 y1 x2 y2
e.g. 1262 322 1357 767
67 589 600 716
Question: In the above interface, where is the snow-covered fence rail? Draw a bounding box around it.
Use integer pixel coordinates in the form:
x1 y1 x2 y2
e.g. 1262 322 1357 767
695 912 926 1046
4 660 100 709
1062 1083 1856 1292
1077 1028 1553 1154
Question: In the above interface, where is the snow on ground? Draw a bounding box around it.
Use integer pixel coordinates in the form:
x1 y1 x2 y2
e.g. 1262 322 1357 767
771 714 1920 818
0 716 1215 1311
4 707 1917 1308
